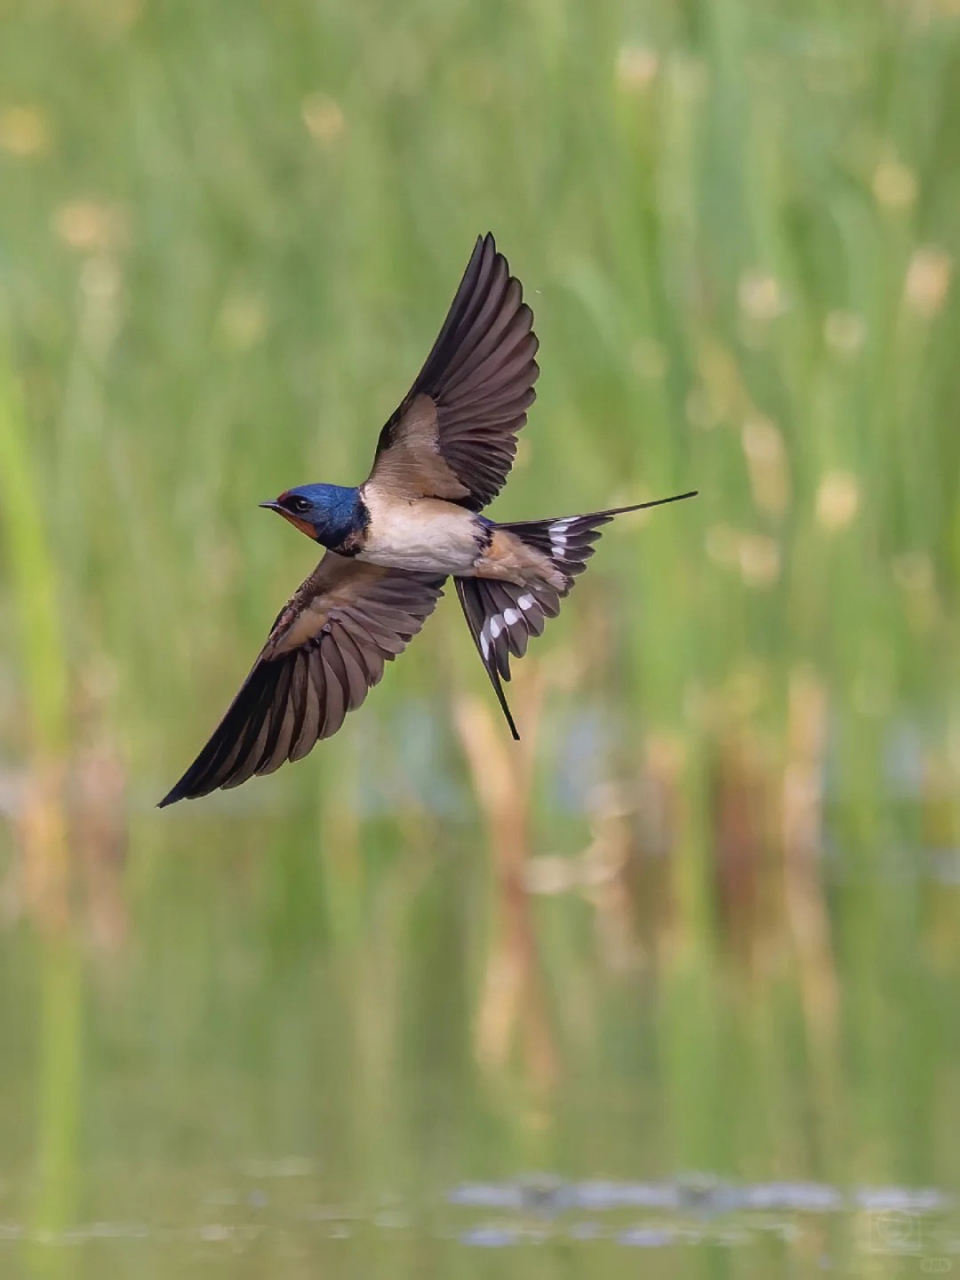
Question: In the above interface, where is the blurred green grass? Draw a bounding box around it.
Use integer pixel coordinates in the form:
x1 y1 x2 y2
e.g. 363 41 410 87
1 0 960 1259
2 0 959 782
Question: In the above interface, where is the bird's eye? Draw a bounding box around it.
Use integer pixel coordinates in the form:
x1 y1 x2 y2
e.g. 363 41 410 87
288 496 311 514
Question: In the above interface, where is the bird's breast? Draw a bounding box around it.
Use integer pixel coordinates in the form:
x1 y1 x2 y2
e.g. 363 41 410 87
357 489 484 574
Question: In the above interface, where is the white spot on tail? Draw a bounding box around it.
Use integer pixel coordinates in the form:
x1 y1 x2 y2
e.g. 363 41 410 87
480 613 504 658
550 517 576 559
517 594 536 612
503 608 520 626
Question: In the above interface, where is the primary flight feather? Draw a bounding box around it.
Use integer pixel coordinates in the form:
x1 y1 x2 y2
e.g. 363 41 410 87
159 234 696 806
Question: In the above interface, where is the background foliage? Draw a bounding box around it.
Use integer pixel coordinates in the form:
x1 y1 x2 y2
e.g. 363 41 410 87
1 0 959 1274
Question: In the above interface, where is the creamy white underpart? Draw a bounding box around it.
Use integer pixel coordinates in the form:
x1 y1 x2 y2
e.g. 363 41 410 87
358 488 481 574
549 517 577 559
478 593 538 661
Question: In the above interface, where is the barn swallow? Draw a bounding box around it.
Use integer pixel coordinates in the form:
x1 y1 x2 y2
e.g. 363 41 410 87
159 234 697 806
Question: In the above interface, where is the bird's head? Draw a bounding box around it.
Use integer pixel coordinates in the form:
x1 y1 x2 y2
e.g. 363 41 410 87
261 483 363 549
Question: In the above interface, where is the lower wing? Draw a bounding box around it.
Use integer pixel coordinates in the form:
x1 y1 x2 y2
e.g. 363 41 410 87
160 555 446 805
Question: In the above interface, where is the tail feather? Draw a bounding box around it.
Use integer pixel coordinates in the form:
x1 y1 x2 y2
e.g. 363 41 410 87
500 512 609 587
502 491 698 586
455 490 697 737
455 577 521 739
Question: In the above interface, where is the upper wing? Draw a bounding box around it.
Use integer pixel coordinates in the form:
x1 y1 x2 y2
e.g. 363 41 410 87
159 555 445 805
368 233 539 512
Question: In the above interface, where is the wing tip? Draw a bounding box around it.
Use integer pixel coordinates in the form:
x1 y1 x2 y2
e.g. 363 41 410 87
158 759 218 807
158 769 205 806
157 784 184 809
477 231 509 277
467 232 496 276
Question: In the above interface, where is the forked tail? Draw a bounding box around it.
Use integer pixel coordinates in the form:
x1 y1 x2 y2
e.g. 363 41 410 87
455 490 697 738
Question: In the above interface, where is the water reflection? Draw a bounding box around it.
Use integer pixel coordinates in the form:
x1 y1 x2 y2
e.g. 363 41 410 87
450 1175 956 1258
0 1173 955 1269
448 1176 954 1216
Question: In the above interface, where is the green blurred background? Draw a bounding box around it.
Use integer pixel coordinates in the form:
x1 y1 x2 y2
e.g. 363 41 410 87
1 0 959 1274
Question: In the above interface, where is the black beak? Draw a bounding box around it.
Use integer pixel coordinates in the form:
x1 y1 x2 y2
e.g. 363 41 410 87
259 501 282 512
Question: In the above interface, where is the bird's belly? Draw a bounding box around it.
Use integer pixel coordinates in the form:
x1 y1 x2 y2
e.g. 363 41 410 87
358 498 481 575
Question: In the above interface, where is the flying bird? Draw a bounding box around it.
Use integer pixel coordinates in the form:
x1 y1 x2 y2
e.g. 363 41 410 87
159 234 696 806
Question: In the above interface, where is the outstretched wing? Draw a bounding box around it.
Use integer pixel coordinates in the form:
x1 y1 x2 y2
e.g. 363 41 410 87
368 233 539 512
159 555 445 805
